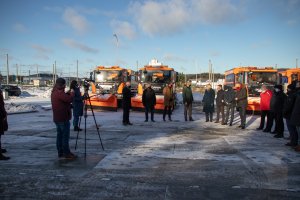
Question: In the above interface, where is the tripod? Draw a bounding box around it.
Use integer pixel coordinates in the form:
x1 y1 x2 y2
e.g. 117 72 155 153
75 89 104 157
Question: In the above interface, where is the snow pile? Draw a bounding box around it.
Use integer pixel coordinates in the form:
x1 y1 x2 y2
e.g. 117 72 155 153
5 103 38 114
19 87 52 98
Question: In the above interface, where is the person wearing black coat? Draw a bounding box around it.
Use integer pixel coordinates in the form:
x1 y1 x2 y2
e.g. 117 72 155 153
70 80 84 131
122 81 132 125
142 83 156 122
202 84 215 122
235 83 248 129
224 85 236 126
270 84 286 138
283 84 297 147
0 84 9 160
215 85 225 124
290 81 300 151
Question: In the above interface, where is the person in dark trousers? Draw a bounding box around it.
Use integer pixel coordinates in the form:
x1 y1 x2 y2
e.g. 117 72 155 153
290 81 300 152
122 81 132 125
270 84 286 138
235 83 248 129
163 83 174 121
142 83 156 122
202 84 215 122
0 80 9 160
70 80 83 131
182 81 194 121
283 84 297 147
224 85 235 126
51 78 77 160
257 85 273 132
215 84 225 124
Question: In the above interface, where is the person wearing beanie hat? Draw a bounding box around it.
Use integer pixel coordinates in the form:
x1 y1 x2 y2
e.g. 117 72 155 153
270 84 286 138
283 84 297 147
51 78 77 159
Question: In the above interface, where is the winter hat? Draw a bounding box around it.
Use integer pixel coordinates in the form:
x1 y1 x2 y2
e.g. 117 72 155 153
274 84 283 91
56 78 66 86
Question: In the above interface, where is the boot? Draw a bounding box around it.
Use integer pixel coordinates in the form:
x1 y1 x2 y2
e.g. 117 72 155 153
189 117 194 121
0 153 10 160
74 126 82 131
1 148 7 153
169 117 172 121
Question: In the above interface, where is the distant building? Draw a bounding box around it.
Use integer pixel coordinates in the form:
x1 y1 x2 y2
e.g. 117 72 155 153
23 73 55 86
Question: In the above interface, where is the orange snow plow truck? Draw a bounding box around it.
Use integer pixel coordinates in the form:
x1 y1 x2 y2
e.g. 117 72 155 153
131 59 177 110
88 66 134 111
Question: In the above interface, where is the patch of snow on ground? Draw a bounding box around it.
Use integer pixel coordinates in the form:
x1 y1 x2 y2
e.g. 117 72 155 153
5 103 38 114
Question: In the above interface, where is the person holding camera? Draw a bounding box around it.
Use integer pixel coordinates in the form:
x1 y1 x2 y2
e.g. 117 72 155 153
182 81 194 121
163 83 174 121
122 81 132 126
142 83 156 122
51 78 77 159
70 80 84 131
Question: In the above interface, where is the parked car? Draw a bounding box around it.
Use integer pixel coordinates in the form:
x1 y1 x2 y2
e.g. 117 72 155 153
1 84 21 96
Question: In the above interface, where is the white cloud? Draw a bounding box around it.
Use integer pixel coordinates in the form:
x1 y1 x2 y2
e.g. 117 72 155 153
30 44 52 61
110 20 137 40
163 53 187 62
63 7 89 34
62 38 99 53
12 23 28 33
129 0 242 36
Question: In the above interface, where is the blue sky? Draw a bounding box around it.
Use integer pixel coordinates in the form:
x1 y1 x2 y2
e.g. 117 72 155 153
0 0 299 77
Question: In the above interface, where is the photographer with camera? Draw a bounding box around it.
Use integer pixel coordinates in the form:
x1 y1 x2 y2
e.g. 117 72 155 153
122 81 132 126
70 80 84 132
51 78 77 160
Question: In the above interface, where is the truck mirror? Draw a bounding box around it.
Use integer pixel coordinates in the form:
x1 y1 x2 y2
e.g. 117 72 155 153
90 72 94 80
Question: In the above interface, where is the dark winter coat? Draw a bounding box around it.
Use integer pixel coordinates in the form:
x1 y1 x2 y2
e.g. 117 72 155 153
163 86 174 107
122 86 131 109
270 90 286 114
142 87 156 108
0 88 8 135
51 86 74 123
216 89 225 106
182 86 194 104
290 90 300 126
235 87 248 108
224 87 235 105
283 90 296 119
72 87 84 117
202 88 215 113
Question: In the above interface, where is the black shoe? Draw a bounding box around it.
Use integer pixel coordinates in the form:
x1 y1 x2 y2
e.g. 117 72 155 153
189 118 194 121
64 153 77 160
123 122 128 126
222 123 227 125
169 118 172 121
185 118 188 121
270 130 277 134
1 148 7 153
274 134 283 138
238 125 242 128
0 153 10 160
263 129 270 133
241 126 245 129
74 126 82 131
229 123 232 126
144 120 148 122
151 120 155 122
205 120 209 122
128 122 133 125
256 127 263 131
214 121 219 123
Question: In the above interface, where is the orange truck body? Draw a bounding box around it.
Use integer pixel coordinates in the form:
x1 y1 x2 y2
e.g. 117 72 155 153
88 66 133 111
278 68 300 85
131 59 177 110
224 66 278 112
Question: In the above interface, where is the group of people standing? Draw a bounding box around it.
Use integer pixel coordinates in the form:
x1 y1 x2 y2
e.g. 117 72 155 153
202 83 248 129
257 81 300 151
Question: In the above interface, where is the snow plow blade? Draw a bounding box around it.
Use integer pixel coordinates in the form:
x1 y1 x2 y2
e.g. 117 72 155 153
131 95 165 110
87 94 118 111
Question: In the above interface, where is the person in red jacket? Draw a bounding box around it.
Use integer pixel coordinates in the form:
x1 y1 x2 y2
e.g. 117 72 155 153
257 85 274 132
51 78 76 159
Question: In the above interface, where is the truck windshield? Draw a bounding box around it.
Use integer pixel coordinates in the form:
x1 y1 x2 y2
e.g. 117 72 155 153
248 72 277 85
95 70 121 82
140 70 171 83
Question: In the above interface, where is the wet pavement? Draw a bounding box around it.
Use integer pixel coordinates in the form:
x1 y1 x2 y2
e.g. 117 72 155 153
1 104 300 199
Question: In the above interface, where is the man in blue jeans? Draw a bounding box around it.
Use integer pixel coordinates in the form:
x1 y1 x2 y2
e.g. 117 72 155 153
51 78 77 159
